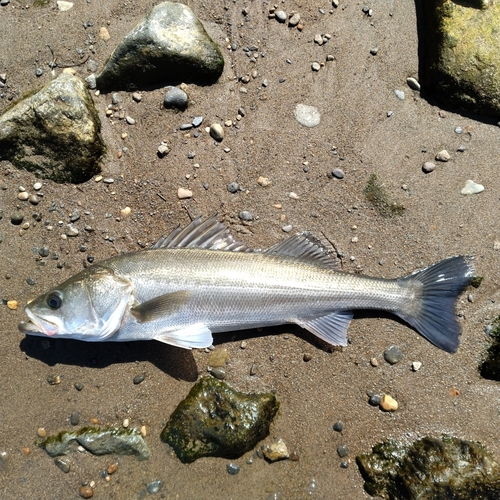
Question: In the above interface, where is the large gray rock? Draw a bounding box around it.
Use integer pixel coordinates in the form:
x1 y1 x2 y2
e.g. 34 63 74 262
0 72 103 183
422 0 500 116
96 2 224 92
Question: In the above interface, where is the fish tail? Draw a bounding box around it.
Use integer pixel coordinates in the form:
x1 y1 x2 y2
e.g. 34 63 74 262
398 256 475 353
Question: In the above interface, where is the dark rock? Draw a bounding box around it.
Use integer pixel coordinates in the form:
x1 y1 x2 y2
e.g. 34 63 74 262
383 345 404 364
356 435 500 499
479 315 500 380
40 426 150 461
96 2 224 91
421 0 500 116
160 377 279 463
0 73 103 183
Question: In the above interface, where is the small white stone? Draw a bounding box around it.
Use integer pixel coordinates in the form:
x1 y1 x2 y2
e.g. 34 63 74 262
494 241 500 251
120 207 131 217
288 192 299 199
57 1 74 11
461 180 484 195
125 116 136 125
209 123 224 141
435 150 450 162
177 187 193 199
122 418 129 428
17 192 29 201
412 361 422 371
294 104 321 127
33 182 42 191
263 438 289 462
311 62 321 71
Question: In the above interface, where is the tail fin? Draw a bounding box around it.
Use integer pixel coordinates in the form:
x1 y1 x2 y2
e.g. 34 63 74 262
398 256 474 353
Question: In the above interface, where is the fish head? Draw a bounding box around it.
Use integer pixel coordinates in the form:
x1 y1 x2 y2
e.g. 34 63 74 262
19 266 134 341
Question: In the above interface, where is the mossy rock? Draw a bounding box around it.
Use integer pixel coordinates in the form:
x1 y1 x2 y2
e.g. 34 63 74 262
422 0 500 116
357 435 500 499
160 377 279 463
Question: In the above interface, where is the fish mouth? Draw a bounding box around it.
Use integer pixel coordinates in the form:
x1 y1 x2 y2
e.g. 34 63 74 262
19 310 59 336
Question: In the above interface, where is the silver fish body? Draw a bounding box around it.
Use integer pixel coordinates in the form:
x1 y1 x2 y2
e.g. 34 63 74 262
19 215 475 353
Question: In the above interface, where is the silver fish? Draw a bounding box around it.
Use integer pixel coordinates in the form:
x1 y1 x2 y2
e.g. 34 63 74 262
19 215 474 353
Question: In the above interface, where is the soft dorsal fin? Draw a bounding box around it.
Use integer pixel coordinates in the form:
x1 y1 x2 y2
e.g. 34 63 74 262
152 214 251 252
264 232 337 268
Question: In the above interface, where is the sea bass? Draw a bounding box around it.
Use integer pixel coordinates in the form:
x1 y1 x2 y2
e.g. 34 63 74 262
19 215 474 353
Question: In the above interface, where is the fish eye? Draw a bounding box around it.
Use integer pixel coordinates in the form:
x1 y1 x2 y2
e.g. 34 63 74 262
46 291 63 309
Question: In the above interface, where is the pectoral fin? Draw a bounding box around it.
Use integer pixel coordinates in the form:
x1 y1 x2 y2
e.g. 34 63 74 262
295 310 353 346
154 323 213 349
130 290 191 323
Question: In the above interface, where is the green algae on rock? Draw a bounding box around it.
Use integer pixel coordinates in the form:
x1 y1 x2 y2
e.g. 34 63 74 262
479 316 500 380
363 174 405 218
95 2 224 92
356 435 500 499
0 73 104 183
422 0 500 116
160 377 279 463
40 426 150 461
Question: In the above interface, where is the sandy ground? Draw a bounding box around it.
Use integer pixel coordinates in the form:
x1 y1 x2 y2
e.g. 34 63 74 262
1 0 500 499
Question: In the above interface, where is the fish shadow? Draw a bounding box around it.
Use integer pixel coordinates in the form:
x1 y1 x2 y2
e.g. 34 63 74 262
19 336 199 382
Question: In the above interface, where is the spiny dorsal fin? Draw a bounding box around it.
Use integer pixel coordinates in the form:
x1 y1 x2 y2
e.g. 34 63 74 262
264 232 337 268
152 214 251 252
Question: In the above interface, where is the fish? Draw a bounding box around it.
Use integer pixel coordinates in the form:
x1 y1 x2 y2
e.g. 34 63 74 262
19 214 475 353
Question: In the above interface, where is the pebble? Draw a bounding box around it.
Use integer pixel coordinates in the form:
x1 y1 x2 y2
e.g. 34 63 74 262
340 461 349 468
380 394 398 412
10 213 24 225
461 180 484 195
303 353 312 362
33 182 42 191
314 34 323 45
125 116 135 125
394 89 405 100
147 480 163 494
294 104 321 127
164 87 188 109
337 445 349 457
70 411 80 425
47 374 61 385
66 224 79 237
275 10 287 22
333 421 343 432
209 123 224 141
79 485 93 499
98 26 110 41
37 427 47 438
157 144 170 157
422 161 436 173
454 126 463 134
384 345 403 364
209 366 226 380
35 68 43 77
103 177 114 184
282 224 293 233
263 438 289 461
435 150 450 162
368 394 381 406
227 182 239 193
406 77 420 91
370 357 378 367
107 463 118 475
332 168 345 179
131 92 141 102
133 374 145 385
7 300 18 310
180 123 193 130
226 463 240 475
412 361 422 371
311 62 321 72
177 188 192 199
54 457 71 473
239 210 253 221
288 13 300 26
288 192 299 199
370 47 379 55
257 176 271 187
17 192 29 201
121 207 131 217
192 116 203 127
29 195 40 205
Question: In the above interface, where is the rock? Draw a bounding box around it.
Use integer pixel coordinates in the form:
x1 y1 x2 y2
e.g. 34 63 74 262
311 62 321 71
99 27 110 41
160 377 279 463
263 438 289 462
288 13 301 26
164 87 188 110
238 210 253 221
479 316 500 380
332 168 345 179
95 2 224 91
412 361 422 371
357 435 500 499
40 426 150 461
294 104 321 127
57 1 73 11
383 345 403 364
379 394 398 412
422 0 500 115
0 73 103 183
257 176 271 187
177 188 192 199
422 161 436 173
394 89 405 100
461 179 484 195
435 150 451 162
406 77 421 91
274 10 287 23
209 123 224 141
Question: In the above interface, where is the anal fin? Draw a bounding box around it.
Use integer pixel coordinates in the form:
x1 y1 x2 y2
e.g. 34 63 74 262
295 310 353 346
131 290 190 323
154 323 213 350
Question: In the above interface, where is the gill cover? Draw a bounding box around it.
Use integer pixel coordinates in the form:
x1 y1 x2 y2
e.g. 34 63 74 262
22 267 134 341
